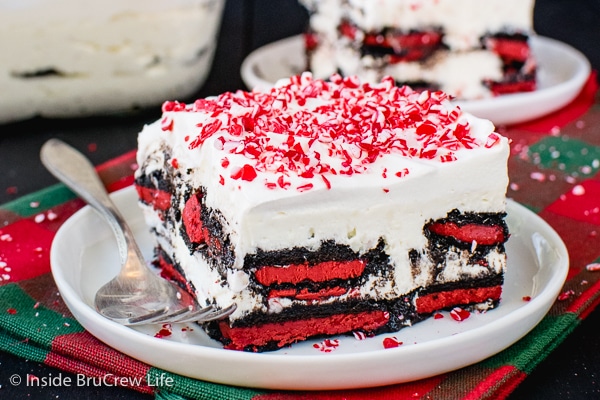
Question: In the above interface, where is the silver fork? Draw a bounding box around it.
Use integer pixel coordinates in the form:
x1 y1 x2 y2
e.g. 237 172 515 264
40 138 235 326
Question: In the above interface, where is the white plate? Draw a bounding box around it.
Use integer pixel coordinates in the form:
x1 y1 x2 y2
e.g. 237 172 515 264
50 187 569 390
240 35 591 126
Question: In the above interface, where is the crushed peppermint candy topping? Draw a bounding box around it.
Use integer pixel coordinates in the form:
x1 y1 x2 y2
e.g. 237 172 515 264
586 263 600 272
382 336 403 348
450 307 471 321
353 331 367 340
154 323 173 338
313 338 340 352
557 289 575 301
162 73 495 191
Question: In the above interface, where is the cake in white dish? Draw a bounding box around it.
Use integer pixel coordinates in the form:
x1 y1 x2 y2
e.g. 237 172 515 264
134 73 510 351
0 0 225 123
300 0 536 100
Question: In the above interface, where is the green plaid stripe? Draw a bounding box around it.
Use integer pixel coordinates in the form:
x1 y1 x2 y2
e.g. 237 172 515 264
1 183 76 217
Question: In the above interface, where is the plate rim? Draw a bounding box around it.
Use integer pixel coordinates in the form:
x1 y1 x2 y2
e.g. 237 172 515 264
240 34 591 126
50 187 569 390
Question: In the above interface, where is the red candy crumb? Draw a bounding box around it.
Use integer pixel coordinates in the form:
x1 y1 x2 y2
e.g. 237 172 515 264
586 263 600 272
558 290 575 301
313 338 340 352
297 183 314 192
395 169 409 178
522 296 532 302
485 133 501 148
154 324 173 338
161 115 174 131
277 175 290 189
383 336 403 348
6 308 17 315
433 313 444 320
450 307 471 321
162 101 186 112
231 164 258 182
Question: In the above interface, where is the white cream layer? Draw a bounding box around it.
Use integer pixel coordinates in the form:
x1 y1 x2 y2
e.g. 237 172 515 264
310 47 505 100
0 0 224 123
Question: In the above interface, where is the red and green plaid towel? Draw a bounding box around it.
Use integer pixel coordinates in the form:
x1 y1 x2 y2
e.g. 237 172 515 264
1 73 599 400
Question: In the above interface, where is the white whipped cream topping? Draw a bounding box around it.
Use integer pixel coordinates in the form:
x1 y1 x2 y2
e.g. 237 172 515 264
0 0 225 123
136 74 509 318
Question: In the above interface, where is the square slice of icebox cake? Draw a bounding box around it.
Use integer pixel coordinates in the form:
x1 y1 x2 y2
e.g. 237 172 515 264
134 73 510 352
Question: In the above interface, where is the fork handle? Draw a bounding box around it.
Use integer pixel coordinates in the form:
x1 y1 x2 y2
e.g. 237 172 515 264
40 139 143 267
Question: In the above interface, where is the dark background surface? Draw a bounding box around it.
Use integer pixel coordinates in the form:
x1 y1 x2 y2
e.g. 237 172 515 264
1 1 599 398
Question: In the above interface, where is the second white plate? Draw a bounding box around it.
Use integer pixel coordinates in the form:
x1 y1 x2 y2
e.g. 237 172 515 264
50 187 569 390
241 35 590 126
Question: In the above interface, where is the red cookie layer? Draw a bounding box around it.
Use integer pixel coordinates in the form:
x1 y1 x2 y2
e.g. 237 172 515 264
486 37 530 62
268 286 348 301
182 192 205 243
362 29 443 62
135 185 171 212
219 310 389 351
415 285 502 314
427 221 506 245
255 259 365 286
487 80 536 96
